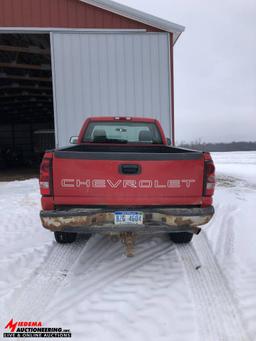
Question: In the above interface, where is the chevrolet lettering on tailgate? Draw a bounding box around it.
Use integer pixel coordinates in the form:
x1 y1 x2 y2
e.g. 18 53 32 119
61 179 196 189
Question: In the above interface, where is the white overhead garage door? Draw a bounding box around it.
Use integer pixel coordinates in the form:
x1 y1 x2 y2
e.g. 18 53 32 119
51 32 171 147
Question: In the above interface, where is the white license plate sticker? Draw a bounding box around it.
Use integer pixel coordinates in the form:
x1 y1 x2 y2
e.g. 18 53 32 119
114 212 143 225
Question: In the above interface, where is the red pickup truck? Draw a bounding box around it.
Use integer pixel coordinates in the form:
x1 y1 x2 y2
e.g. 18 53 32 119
39 117 215 255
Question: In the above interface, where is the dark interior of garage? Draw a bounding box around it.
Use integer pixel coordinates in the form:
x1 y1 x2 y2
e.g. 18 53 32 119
0 33 55 179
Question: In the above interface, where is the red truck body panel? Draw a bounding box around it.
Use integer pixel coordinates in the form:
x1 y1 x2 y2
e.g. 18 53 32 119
52 158 205 206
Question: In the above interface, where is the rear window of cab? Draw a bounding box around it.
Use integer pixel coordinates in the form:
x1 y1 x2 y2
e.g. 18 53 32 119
83 121 163 144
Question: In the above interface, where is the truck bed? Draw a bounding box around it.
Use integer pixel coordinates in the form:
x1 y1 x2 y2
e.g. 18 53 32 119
55 145 202 161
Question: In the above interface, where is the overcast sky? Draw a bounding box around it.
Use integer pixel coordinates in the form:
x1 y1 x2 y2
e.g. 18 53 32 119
118 0 256 143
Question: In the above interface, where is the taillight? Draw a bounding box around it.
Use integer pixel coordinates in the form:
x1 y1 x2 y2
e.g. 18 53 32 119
203 155 215 197
39 157 53 196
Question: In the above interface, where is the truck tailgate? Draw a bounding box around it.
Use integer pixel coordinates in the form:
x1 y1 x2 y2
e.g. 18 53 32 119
52 151 205 206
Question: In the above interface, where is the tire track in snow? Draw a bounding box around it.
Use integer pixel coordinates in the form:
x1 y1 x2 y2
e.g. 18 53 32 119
211 204 237 264
235 266 256 339
44 235 173 321
216 174 256 191
3 237 88 321
0 243 51 301
3 234 172 324
43 236 195 341
177 231 250 341
225 262 256 341
3 226 251 340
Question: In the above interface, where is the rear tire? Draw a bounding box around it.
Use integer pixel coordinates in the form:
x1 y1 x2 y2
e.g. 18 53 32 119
169 232 193 244
54 231 77 244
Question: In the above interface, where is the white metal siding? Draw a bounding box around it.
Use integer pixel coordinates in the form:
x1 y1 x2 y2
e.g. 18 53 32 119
51 32 171 147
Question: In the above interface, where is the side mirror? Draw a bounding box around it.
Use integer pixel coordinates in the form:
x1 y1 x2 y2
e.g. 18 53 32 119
166 138 172 146
69 136 78 144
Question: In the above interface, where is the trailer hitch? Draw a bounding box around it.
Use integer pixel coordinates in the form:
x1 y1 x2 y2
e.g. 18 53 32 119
120 232 136 257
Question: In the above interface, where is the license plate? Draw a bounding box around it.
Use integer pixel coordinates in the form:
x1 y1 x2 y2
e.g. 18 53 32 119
114 211 143 225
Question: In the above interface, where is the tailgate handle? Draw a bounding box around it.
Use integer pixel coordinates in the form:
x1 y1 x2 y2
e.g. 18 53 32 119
119 164 141 175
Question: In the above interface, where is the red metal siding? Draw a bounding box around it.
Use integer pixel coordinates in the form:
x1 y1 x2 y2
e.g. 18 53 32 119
0 0 161 31
170 33 175 145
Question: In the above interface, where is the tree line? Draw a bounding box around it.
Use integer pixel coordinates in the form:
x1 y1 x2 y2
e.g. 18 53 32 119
178 140 256 152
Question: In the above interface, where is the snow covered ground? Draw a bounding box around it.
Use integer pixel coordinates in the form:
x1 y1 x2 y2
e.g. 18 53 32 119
0 151 255 341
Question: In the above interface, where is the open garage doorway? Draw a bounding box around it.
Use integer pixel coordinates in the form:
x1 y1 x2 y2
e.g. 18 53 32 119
0 33 54 180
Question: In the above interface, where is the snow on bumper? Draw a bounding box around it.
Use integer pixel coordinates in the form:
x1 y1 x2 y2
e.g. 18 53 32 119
40 206 214 234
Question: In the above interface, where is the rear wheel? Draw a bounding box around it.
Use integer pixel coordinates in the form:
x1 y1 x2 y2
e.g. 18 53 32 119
54 231 77 244
169 232 193 244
